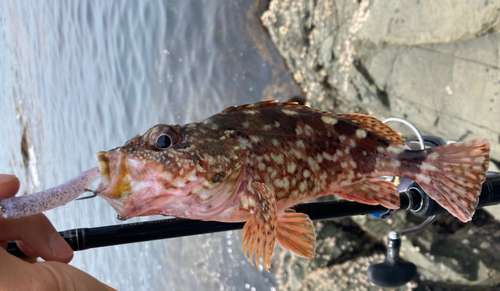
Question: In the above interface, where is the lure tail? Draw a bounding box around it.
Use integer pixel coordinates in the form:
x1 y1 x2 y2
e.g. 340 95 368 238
410 138 490 222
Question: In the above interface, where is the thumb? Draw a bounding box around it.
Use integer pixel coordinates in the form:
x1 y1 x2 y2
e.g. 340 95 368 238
33 260 116 291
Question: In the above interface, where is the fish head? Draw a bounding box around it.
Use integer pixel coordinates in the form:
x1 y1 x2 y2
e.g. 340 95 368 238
94 124 207 219
94 122 247 220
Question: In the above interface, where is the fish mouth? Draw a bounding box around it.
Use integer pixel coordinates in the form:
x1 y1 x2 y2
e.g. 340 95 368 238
94 150 132 214
94 149 172 219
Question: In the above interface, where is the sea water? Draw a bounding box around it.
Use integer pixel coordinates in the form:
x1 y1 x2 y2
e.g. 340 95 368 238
0 1 300 290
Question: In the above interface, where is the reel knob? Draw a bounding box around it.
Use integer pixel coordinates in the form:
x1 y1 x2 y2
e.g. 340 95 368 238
367 232 417 287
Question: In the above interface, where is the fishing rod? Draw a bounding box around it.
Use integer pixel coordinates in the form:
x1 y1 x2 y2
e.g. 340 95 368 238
7 172 500 257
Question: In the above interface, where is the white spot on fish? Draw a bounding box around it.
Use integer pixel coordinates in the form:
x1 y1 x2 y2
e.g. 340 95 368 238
271 153 284 164
416 173 431 184
248 197 256 206
263 124 272 131
307 157 320 171
274 178 290 190
296 140 305 148
290 149 302 159
341 162 348 169
387 146 404 154
287 162 297 173
391 160 401 167
323 152 334 161
250 136 261 143
316 153 323 163
243 110 258 115
274 121 280 128
350 139 357 148
272 139 279 147
242 121 250 128
247 179 254 194
304 124 314 137
299 180 307 192
303 169 311 178
428 152 440 160
339 135 346 143
161 171 173 181
237 136 253 150
258 162 266 171
356 129 367 139
420 162 438 171
295 126 303 135
241 196 249 209
282 109 298 115
172 177 187 188
321 116 338 125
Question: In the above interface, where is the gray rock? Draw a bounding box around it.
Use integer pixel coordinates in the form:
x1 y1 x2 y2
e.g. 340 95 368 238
261 0 500 163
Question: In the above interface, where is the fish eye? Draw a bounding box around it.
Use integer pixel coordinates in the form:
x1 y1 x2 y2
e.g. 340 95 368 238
148 125 180 151
156 134 172 149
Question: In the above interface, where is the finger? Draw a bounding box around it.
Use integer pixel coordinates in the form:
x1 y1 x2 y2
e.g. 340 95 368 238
0 174 20 199
34 261 117 291
14 240 36 256
0 213 73 263
0 248 116 291
15 240 39 262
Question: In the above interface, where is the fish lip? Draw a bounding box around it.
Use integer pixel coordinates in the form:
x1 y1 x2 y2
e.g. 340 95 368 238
94 149 129 198
94 151 111 193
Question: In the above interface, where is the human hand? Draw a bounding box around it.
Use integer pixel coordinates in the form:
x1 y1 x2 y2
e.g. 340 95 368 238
0 174 116 291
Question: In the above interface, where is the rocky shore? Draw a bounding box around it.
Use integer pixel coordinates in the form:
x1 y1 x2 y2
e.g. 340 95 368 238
259 1 500 289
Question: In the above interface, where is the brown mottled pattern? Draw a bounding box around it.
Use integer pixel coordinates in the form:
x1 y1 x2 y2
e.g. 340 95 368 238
192 101 405 211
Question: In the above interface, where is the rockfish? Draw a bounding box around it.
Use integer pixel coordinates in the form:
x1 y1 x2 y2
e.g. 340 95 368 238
94 101 490 270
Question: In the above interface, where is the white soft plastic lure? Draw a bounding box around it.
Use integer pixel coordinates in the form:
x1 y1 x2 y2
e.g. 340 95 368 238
0 167 100 218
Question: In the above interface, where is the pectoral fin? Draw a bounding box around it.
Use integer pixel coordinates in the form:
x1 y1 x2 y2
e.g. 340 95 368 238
275 211 316 258
335 178 400 209
241 181 277 271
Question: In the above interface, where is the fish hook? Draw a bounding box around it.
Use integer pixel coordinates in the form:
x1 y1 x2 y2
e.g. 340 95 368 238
76 188 97 200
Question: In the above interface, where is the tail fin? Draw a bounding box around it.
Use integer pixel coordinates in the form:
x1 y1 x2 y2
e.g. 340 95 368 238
412 138 490 222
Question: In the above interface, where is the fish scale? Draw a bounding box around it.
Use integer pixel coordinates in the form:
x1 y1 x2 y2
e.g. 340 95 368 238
94 100 490 270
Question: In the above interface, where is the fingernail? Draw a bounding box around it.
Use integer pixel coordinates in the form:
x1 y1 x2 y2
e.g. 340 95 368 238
0 174 16 185
50 234 73 259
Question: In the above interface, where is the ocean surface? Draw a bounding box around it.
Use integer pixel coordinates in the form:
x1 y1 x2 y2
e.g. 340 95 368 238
0 1 300 290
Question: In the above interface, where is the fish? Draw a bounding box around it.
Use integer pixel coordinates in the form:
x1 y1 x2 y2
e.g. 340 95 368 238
94 100 490 270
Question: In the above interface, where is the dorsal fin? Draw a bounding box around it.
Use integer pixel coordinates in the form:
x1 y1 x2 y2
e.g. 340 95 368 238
221 100 279 114
221 100 330 115
338 113 405 147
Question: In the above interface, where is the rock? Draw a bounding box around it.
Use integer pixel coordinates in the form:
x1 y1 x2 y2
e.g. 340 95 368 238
275 218 418 291
261 0 500 163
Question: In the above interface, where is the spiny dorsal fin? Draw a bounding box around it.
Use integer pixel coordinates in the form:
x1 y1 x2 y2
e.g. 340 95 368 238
221 100 330 115
338 113 405 147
